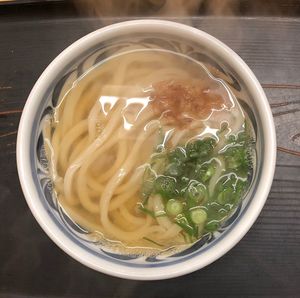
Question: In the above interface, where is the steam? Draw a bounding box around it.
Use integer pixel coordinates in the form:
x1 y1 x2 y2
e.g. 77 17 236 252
74 0 214 18
74 0 290 18
205 0 239 16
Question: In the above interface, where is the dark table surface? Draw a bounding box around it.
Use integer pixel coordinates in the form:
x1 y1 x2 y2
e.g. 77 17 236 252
0 10 300 298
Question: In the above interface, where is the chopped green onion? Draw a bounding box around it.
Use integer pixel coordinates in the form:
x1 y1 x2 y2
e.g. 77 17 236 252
186 182 206 205
227 135 236 143
165 161 182 177
217 188 234 205
202 164 215 182
139 204 166 218
195 162 215 182
181 176 189 184
226 155 241 169
154 175 177 199
224 146 249 174
186 142 199 159
186 138 216 159
139 122 252 242
235 179 248 197
166 199 183 216
143 237 163 247
190 208 207 225
238 132 246 142
175 216 196 237
169 147 187 163
138 205 155 218
183 162 197 179
205 220 219 232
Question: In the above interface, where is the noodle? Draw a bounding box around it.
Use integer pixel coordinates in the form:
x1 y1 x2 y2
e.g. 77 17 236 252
44 45 253 254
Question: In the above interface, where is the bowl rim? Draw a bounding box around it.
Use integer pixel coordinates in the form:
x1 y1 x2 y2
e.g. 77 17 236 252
17 19 276 280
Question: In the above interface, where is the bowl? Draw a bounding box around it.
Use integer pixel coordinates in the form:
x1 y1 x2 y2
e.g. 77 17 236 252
17 20 276 280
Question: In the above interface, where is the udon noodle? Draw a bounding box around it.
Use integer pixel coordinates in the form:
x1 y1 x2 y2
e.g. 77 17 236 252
43 44 254 255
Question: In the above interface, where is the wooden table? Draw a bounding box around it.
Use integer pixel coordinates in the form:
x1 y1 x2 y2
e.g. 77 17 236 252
0 16 299 297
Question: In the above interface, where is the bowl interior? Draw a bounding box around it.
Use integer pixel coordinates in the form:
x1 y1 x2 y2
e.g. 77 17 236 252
18 20 274 280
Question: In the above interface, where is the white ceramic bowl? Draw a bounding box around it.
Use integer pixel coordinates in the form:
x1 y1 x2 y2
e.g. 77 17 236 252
17 20 276 280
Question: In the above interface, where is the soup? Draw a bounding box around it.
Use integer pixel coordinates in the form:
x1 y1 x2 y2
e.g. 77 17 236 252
43 45 255 255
